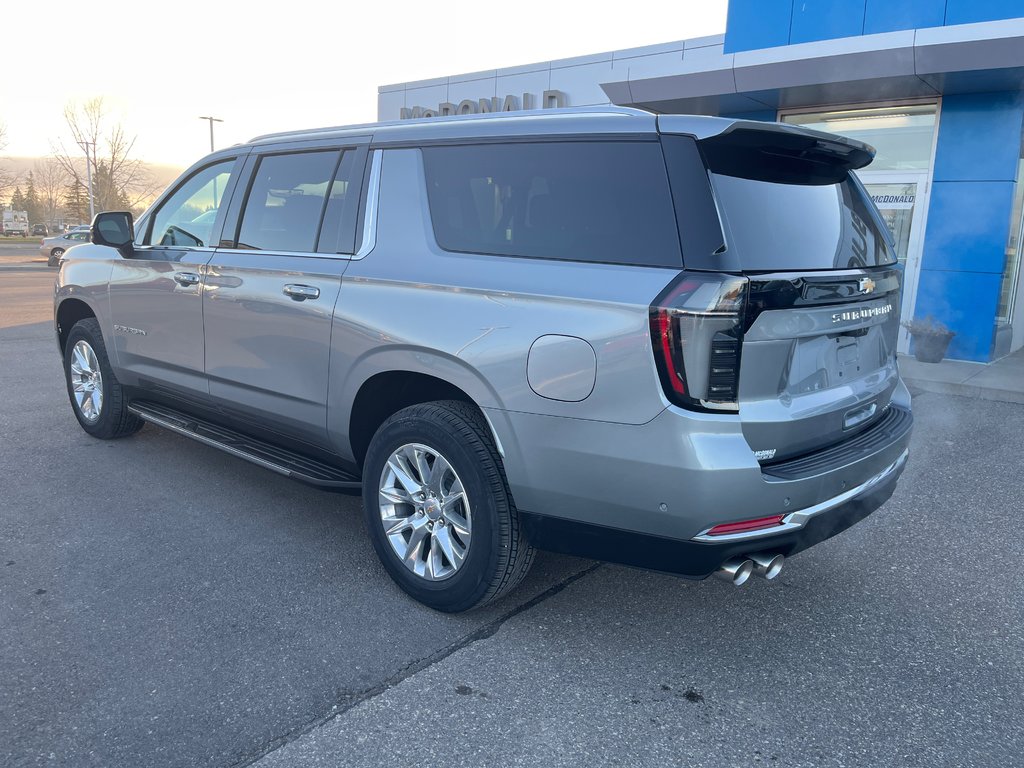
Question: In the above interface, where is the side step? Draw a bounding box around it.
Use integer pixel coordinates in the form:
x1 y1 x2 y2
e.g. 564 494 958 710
128 401 362 491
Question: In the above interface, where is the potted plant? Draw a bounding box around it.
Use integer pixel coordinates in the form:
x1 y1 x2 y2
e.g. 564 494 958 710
902 316 955 363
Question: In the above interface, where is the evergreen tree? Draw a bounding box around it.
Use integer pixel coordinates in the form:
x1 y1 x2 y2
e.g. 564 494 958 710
10 186 26 211
64 178 89 224
24 172 43 225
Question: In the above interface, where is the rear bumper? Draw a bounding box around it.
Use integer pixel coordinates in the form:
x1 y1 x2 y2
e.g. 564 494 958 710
487 379 912 574
520 447 904 578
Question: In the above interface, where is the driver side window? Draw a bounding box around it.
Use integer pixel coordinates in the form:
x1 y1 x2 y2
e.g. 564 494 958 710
145 159 236 247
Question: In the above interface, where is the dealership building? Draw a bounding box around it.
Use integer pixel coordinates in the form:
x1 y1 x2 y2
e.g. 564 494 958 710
379 1 1024 362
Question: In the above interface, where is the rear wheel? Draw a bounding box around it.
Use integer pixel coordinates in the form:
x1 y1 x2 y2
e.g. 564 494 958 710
362 400 534 612
63 318 143 439
48 247 65 267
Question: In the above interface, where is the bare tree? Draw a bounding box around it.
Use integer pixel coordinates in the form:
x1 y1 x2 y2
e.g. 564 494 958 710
53 98 159 215
34 157 68 225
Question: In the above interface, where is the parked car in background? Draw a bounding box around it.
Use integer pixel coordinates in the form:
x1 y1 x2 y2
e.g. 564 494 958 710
32 224 49 236
53 107 913 611
42 230 90 266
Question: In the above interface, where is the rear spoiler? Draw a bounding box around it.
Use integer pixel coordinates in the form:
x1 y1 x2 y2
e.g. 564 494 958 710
663 118 876 185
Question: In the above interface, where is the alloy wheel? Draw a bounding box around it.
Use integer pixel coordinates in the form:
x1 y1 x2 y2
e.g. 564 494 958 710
69 340 103 423
378 442 472 581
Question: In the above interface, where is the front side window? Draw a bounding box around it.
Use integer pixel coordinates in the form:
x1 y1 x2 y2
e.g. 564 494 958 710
236 151 340 253
421 141 683 268
147 159 235 247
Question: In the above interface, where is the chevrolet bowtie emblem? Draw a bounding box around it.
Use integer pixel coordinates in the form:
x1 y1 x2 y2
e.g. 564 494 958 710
858 277 876 294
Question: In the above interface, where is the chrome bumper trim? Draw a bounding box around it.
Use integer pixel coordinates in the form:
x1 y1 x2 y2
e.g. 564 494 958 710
692 448 909 543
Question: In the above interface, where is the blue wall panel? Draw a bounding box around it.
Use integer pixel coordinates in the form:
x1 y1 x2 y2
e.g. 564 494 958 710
789 0 867 44
914 270 1001 360
920 181 1016 273
723 0 793 53
914 91 1024 360
932 92 1024 182
724 0 1024 53
864 0 946 34
944 0 1024 26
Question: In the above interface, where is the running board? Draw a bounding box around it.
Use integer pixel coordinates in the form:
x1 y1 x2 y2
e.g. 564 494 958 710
128 401 362 491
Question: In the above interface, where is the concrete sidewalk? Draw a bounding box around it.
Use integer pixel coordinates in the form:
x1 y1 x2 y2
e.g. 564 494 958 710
900 346 1024 404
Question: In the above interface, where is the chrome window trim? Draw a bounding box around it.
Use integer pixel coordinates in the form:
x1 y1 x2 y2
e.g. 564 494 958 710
691 448 909 543
213 247 351 261
353 150 382 260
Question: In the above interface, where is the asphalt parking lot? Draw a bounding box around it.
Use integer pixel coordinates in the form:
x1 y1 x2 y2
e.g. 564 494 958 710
2 250 1022 768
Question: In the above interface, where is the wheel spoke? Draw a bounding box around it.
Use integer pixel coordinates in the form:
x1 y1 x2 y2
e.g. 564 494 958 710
428 454 452 496
72 345 89 372
410 447 432 487
379 486 414 506
387 454 423 496
443 510 471 539
403 521 430 573
381 514 412 536
433 526 465 569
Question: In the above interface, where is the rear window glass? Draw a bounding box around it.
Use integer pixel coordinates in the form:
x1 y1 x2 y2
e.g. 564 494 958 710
421 142 682 268
710 172 895 271
237 150 339 253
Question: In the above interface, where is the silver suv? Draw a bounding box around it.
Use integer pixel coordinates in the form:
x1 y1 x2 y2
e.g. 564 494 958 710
55 107 912 611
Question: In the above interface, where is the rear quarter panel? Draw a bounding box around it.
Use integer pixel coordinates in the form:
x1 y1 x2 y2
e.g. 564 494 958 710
328 147 679 460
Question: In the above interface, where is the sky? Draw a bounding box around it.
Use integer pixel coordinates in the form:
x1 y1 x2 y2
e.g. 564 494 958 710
0 0 727 169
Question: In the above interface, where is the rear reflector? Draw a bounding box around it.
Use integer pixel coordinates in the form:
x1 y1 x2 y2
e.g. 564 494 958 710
706 515 785 536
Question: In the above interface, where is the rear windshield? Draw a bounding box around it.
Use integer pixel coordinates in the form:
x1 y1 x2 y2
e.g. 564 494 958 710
710 171 896 271
421 141 683 268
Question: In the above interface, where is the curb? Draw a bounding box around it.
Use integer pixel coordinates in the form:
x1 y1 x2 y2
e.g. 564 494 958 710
903 377 1024 405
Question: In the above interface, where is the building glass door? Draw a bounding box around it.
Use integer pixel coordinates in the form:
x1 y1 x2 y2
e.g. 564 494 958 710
858 171 930 351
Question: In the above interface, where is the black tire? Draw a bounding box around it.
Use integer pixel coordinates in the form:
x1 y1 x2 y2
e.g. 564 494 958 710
48 248 64 267
63 318 144 439
362 400 535 612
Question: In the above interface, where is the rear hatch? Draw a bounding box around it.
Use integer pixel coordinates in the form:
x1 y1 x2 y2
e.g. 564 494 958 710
659 121 902 464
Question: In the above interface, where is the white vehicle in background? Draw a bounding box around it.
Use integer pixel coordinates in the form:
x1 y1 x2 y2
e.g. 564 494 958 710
2 209 30 237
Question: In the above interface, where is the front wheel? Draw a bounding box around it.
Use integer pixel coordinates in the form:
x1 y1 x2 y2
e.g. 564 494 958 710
63 318 144 439
362 400 534 612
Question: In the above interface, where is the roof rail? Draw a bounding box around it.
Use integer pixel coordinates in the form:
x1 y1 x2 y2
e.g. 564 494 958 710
248 105 654 143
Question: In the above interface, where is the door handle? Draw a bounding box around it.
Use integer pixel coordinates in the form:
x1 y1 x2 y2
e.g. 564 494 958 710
283 284 320 301
174 272 201 286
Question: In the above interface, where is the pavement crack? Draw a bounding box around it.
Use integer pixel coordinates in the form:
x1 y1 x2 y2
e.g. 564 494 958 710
229 561 602 768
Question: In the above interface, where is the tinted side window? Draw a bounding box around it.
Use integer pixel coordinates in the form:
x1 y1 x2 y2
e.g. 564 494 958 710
147 159 235 247
236 151 339 252
422 141 682 267
316 150 361 254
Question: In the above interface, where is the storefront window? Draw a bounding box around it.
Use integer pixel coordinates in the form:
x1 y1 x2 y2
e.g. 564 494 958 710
781 104 937 171
998 143 1024 324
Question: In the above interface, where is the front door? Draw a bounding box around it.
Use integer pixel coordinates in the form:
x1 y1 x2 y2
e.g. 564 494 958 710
857 170 930 352
108 157 241 405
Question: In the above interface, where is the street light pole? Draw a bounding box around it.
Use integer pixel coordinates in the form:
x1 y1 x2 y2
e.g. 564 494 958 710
198 116 224 153
77 140 95 223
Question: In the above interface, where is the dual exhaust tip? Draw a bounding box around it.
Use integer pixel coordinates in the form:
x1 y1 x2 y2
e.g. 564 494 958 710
714 552 784 586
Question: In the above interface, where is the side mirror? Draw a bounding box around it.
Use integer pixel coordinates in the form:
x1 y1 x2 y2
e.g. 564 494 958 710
91 211 135 255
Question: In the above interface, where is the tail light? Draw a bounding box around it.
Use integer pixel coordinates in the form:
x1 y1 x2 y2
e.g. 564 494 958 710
649 272 748 412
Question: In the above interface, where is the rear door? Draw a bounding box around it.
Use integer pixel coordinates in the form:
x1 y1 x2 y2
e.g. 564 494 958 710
203 142 367 449
664 124 903 463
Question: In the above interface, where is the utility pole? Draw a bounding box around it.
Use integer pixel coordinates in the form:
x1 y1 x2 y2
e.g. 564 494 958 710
77 140 95 223
198 116 223 152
